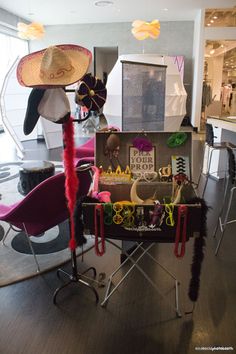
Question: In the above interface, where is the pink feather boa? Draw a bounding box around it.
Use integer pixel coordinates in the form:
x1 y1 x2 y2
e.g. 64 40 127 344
63 118 79 250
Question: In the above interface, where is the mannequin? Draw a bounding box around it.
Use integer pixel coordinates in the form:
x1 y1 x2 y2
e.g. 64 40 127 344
221 83 232 113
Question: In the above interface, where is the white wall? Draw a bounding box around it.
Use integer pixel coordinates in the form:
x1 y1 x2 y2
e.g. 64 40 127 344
205 27 236 41
30 21 194 118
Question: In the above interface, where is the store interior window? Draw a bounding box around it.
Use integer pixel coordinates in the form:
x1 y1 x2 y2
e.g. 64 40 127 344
200 8 236 131
201 40 236 130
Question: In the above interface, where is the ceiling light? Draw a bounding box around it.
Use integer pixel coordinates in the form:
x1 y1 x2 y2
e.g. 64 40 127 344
94 1 114 6
207 23 211 26
213 16 218 19
210 49 215 54
17 22 45 40
210 20 214 23
131 20 160 40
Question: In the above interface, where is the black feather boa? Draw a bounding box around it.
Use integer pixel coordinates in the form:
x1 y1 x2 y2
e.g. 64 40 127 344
186 197 209 302
74 195 100 246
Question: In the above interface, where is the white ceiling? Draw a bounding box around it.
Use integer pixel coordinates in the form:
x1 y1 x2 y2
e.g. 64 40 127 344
0 0 235 26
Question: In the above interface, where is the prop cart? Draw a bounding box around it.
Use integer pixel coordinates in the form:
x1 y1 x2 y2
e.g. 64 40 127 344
82 131 206 316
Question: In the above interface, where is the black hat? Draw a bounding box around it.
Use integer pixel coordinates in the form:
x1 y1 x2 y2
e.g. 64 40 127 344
23 88 45 135
23 87 71 135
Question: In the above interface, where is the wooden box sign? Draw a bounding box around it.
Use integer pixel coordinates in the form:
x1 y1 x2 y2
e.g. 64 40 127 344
95 131 192 183
82 131 204 243
129 146 156 172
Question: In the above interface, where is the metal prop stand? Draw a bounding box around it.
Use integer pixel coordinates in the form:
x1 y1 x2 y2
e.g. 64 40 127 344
101 240 182 318
53 121 99 305
53 248 99 304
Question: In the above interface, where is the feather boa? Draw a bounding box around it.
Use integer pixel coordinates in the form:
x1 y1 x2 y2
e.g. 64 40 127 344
63 118 79 250
186 197 209 302
74 196 99 246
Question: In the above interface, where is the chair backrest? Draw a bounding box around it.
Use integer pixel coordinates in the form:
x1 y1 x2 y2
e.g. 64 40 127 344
205 123 214 146
75 126 120 159
227 147 236 185
5 168 92 236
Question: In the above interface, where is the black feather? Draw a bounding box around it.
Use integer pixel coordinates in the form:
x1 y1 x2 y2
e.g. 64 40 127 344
185 197 209 302
74 195 99 246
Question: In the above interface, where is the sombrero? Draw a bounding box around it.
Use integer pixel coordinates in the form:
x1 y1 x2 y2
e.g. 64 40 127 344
17 44 92 88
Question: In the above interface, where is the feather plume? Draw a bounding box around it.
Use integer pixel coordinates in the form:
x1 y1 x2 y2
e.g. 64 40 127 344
186 197 209 302
63 118 79 250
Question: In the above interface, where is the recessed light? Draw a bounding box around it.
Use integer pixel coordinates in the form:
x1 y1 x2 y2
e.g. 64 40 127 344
210 49 215 54
94 1 114 6
207 23 211 26
210 20 214 23
213 16 218 19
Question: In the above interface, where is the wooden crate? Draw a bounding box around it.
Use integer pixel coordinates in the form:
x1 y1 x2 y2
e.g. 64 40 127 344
83 131 202 242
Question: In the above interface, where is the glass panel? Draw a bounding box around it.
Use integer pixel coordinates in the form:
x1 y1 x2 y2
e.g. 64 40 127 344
122 61 166 131
0 33 28 125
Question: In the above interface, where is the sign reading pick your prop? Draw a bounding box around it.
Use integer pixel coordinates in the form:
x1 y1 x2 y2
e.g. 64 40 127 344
129 147 155 172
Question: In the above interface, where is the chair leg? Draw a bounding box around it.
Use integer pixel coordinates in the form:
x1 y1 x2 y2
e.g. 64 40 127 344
202 147 214 198
1 225 12 245
213 216 220 239
22 223 40 272
213 176 230 238
196 143 208 189
215 187 236 255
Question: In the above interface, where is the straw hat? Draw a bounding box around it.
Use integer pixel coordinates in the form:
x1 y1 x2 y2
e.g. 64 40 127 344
17 44 92 87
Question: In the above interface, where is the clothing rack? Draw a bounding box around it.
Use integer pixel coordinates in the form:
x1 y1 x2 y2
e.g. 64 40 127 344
52 128 99 305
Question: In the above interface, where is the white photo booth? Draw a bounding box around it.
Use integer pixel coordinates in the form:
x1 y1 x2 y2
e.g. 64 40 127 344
103 54 187 132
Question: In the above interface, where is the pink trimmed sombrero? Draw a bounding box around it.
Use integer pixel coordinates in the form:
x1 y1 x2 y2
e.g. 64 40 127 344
17 44 92 88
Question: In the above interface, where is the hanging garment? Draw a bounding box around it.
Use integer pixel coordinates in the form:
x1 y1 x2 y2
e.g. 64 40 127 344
202 82 212 112
221 85 232 106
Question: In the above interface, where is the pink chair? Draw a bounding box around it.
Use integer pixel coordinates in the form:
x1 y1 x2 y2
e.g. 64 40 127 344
74 126 120 165
0 167 92 272
75 137 95 159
